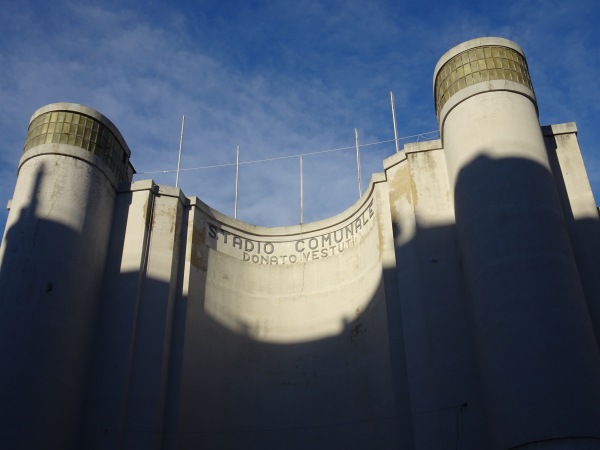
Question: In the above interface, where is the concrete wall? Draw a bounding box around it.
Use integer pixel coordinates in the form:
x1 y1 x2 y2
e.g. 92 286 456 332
79 122 600 450
0 104 130 449
544 123 600 348
83 174 410 449
77 115 600 450
3 38 600 450
384 141 487 449
436 37 600 449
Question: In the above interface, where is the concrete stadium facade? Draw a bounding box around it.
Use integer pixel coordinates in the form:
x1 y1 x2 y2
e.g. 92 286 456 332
1 37 600 449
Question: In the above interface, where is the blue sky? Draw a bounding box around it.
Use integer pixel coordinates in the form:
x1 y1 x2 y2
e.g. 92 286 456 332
0 0 598 227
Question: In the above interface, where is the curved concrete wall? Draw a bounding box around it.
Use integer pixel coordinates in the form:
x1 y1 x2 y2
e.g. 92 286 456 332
80 173 408 449
183 181 401 448
3 37 600 450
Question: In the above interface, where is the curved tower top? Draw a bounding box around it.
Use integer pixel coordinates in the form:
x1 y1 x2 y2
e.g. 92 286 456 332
23 102 134 183
433 37 536 134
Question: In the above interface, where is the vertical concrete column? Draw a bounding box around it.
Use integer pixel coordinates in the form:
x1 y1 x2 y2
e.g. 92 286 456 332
0 104 133 450
435 38 600 448
80 182 155 449
120 185 185 450
543 123 600 349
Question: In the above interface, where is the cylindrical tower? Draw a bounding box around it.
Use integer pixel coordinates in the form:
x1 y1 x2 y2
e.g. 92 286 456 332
0 103 133 449
435 38 600 448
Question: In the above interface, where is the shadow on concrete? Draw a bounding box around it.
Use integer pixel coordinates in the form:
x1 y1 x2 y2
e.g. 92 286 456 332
80 218 414 449
78 185 482 449
453 153 600 449
390 217 487 450
545 134 600 348
0 164 114 449
2 152 600 450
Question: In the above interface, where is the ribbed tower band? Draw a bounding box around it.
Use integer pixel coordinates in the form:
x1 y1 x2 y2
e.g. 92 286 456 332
435 37 600 449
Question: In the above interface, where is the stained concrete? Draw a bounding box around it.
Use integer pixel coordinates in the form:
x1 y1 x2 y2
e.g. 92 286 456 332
1 38 600 449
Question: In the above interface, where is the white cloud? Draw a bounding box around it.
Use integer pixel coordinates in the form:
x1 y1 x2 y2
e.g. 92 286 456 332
0 0 598 229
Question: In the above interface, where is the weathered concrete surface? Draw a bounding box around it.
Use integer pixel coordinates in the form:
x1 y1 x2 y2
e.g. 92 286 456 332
0 103 130 449
437 37 600 449
544 123 600 350
92 178 407 450
3 38 600 450
384 142 487 449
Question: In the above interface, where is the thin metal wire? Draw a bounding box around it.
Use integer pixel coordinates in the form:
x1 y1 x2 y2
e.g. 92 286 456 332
137 130 440 175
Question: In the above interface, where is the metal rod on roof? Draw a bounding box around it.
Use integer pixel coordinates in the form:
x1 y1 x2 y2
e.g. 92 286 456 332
234 145 240 219
175 115 185 188
355 128 362 198
390 91 400 153
300 155 304 224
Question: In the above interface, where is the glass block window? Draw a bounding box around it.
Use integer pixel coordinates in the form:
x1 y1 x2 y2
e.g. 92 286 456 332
24 111 131 182
434 45 533 116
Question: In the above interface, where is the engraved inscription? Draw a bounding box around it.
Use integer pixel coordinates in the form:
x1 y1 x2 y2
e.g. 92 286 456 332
206 200 375 264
